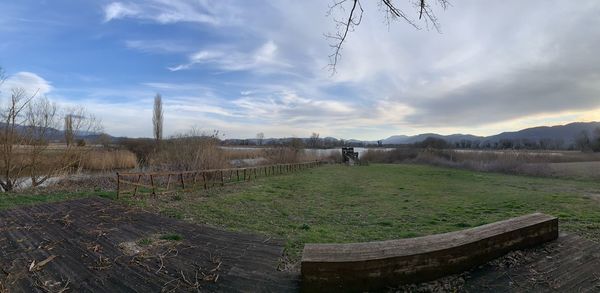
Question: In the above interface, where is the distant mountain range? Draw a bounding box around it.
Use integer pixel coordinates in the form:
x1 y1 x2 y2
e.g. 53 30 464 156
381 122 600 146
25 121 599 149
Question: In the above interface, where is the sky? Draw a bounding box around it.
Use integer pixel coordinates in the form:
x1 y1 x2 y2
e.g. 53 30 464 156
1 0 600 140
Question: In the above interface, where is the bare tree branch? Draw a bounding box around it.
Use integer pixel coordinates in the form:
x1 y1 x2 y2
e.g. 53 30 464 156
326 0 449 73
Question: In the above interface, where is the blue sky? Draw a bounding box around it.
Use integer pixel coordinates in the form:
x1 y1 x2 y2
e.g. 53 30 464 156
1 0 600 140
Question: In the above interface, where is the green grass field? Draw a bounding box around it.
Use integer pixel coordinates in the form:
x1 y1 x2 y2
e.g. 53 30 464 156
135 164 600 262
0 190 115 211
3 164 600 264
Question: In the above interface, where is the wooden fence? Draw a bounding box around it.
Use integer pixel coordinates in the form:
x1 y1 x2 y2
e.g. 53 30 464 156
116 161 322 198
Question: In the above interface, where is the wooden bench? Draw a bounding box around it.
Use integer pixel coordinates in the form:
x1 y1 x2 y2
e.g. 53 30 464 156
301 213 558 292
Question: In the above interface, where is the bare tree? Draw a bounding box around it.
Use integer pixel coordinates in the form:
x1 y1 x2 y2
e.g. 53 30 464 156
96 133 112 149
64 114 74 146
153 93 163 144
309 132 321 148
0 88 38 191
63 107 102 143
59 106 103 175
0 67 104 191
575 130 591 151
24 96 59 187
154 128 226 171
256 132 264 146
326 0 449 72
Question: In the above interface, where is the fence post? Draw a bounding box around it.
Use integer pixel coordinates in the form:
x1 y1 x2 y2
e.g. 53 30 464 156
203 172 207 189
116 173 120 198
180 173 185 189
221 170 225 186
133 174 142 196
166 174 172 190
150 175 156 197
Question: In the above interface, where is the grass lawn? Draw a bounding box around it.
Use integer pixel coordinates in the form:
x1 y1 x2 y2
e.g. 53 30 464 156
3 164 600 265
136 164 600 263
0 190 116 211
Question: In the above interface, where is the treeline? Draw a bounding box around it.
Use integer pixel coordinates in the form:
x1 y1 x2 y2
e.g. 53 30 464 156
222 133 356 149
406 129 600 152
411 137 570 150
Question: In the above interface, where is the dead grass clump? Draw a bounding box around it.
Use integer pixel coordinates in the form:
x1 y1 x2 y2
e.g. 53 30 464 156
362 148 420 163
264 147 303 164
362 148 581 176
223 148 265 160
80 150 137 171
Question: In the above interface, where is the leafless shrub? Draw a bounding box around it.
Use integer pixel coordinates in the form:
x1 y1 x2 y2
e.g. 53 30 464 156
324 151 344 164
223 148 266 160
362 148 588 177
152 129 228 171
362 148 420 163
119 138 155 167
264 147 303 164
264 138 309 164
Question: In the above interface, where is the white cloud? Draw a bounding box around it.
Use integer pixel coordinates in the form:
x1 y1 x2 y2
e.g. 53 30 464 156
35 0 600 139
0 72 52 98
103 2 139 22
168 40 290 72
124 40 190 54
232 91 357 124
102 0 227 25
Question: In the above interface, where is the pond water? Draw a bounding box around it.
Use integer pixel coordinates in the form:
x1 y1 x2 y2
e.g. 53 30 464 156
221 146 394 159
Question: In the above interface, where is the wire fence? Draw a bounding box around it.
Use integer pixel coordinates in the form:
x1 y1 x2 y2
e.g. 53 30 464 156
116 161 323 198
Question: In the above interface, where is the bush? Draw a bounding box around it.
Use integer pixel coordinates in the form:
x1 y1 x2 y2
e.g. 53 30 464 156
152 130 228 171
362 148 420 163
119 138 155 167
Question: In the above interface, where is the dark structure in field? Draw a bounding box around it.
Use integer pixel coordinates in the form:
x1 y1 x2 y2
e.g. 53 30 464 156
0 197 298 292
342 147 359 164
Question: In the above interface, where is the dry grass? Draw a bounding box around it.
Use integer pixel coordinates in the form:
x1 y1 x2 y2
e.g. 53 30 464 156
362 148 600 179
80 150 138 171
0 147 137 176
263 147 321 164
222 148 265 160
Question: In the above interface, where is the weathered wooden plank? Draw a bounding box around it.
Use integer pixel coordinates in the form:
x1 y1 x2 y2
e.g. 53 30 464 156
0 197 297 292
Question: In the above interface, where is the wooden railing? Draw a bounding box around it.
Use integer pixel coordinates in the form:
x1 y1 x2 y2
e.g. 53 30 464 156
116 161 322 198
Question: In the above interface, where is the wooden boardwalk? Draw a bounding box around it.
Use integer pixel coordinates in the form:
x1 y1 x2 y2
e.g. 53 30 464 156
461 233 600 292
0 197 299 292
1 197 599 292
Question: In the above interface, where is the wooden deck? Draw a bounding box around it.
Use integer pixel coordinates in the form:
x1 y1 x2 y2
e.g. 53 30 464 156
1 197 599 292
461 233 600 292
0 197 299 292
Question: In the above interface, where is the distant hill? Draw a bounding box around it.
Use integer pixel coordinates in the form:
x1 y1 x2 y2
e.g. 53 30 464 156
37 120 596 149
381 122 600 146
485 122 600 145
383 133 483 145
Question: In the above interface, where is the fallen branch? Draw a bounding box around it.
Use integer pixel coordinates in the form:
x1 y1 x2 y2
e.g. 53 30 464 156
29 255 57 272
